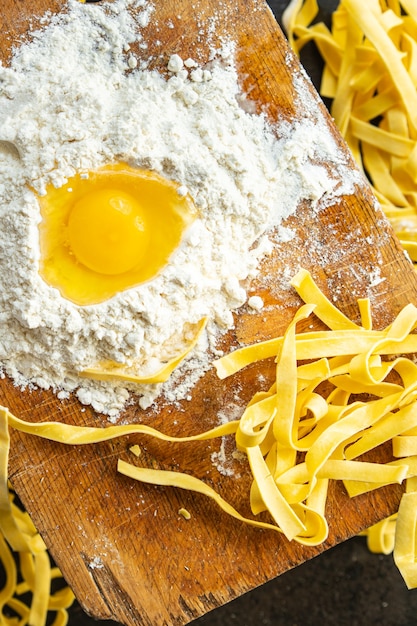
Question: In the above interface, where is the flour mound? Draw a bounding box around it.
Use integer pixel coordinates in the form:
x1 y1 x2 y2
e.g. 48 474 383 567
0 0 359 419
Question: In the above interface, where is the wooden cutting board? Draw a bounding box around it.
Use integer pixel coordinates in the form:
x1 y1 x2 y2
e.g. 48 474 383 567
2 1 417 625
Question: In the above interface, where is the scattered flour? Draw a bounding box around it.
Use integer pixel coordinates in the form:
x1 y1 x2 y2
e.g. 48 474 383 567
0 0 361 420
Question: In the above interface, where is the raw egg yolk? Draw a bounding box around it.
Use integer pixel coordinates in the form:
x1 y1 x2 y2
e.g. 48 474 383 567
67 188 150 276
38 163 197 305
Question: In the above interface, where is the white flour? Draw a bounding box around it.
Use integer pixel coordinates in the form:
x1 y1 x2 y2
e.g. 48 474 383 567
0 0 362 420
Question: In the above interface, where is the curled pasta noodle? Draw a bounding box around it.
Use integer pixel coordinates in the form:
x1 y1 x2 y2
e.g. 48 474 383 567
80 317 207 384
362 513 397 555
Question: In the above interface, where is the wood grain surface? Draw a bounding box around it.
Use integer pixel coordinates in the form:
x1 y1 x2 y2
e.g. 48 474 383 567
1 1 417 625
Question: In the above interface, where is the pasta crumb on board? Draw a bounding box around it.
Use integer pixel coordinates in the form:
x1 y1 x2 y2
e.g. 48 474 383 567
178 508 192 520
129 444 142 457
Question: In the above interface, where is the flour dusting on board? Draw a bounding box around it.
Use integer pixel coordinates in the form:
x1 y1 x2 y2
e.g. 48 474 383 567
0 0 362 420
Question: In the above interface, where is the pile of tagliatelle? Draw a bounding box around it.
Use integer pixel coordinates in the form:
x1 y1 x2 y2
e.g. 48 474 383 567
4 269 417 626
283 0 417 264
0 484 75 626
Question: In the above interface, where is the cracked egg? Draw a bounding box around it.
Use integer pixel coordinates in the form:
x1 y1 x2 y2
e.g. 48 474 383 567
38 163 197 305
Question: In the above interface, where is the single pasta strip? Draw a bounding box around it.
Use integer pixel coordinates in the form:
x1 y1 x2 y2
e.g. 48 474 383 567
294 502 329 546
350 116 414 157
344 402 417 459
290 269 361 330
358 298 372 330
0 414 32 553
331 9 365 134
117 460 285 535
4 406 239 447
246 446 306 540
393 436 417 457
328 372 403 396
273 303 315 449
282 0 319 50
0 534 17 615
297 357 331 382
81 318 207 384
362 143 409 207
353 87 399 122
278 459 408 487
235 395 276 450
214 330 417 379
30 550 52 626
344 457 417 497
394 491 417 588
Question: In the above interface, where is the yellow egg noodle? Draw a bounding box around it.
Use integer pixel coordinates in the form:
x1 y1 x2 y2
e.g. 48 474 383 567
0 488 75 626
80 317 207 384
0 412 75 625
283 0 417 264
3 269 417 604
360 512 397 555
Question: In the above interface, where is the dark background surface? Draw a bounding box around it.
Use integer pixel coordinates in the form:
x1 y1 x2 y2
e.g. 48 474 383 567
32 1 417 625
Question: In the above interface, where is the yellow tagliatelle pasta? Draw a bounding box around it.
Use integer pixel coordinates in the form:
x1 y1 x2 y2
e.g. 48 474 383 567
0 484 75 626
283 0 417 264
3 269 417 592
118 269 417 580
